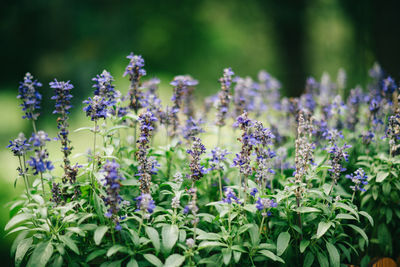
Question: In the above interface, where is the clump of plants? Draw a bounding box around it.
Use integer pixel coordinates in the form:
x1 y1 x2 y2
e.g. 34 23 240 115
5 55 400 266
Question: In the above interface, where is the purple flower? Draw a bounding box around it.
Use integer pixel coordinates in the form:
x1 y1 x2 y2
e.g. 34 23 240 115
222 187 240 204
102 160 126 230
327 143 351 184
183 117 204 140
209 147 230 171
346 168 368 192
29 131 51 147
83 95 109 121
187 137 207 182
8 133 31 156
17 72 42 120
124 53 146 113
256 197 277 217
250 188 258 197
92 70 117 105
216 68 234 126
135 193 156 218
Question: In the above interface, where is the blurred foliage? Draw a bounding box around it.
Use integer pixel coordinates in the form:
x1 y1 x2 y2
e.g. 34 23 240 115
1 0 400 264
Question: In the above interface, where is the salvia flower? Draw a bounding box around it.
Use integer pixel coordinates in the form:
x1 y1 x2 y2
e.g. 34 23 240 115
135 193 156 219
137 111 158 194
187 137 207 182
92 70 117 105
124 53 146 113
182 75 198 118
209 147 230 171
17 72 42 120
27 149 54 175
183 117 204 140
256 197 277 217
386 111 400 156
327 143 351 185
50 79 75 182
346 168 368 192
250 187 258 197
183 188 199 225
171 196 180 209
186 238 195 249
346 87 364 130
102 160 125 230
83 95 109 121
216 68 234 126
51 182 62 205
8 133 31 156
222 187 240 204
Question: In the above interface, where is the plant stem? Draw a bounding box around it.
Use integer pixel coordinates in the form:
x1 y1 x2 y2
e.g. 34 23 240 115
133 119 137 147
218 171 223 200
217 125 222 147
18 156 31 201
40 172 46 199
32 120 37 134
351 191 355 202
259 216 265 235
138 211 144 235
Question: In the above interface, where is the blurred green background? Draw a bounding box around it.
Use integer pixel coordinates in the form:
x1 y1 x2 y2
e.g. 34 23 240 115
1 0 400 264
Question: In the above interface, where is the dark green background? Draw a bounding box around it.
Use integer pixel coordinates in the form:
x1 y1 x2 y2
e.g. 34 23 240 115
1 0 399 265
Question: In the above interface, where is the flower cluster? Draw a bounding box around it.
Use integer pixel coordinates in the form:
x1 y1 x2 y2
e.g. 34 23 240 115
183 188 199 225
137 111 158 194
83 96 109 121
256 197 277 217
27 131 54 175
346 87 364 130
50 79 76 183
346 168 368 192
209 147 230 171
17 72 42 120
232 112 254 177
187 137 207 182
102 160 125 230
222 187 240 204
124 53 146 113
182 117 204 140
182 75 198 119
135 193 156 219
327 143 351 185
8 133 31 157
215 68 234 126
92 70 117 105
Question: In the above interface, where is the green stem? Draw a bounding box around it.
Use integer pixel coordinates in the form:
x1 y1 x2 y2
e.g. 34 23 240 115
40 172 46 199
228 207 231 233
133 119 137 147
111 224 116 245
32 120 37 134
259 216 265 235
138 211 144 234
351 191 355 202
18 156 31 201
217 125 222 147
218 171 223 200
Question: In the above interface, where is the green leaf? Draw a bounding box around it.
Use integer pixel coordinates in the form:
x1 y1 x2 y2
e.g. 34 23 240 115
162 225 179 253
276 232 290 256
164 254 185 267
198 241 227 250
359 211 374 226
5 213 32 231
126 258 139 267
94 226 109 246
93 194 105 224
52 254 63 267
296 207 321 213
378 223 392 254
233 251 241 263
383 183 391 196
74 127 93 133
326 242 340 267
336 213 357 221
146 226 160 253
316 221 332 239
347 224 368 245
222 248 232 265
248 224 260 245
303 252 314 267
15 237 32 267
335 203 359 220
106 245 126 257
258 250 285 263
376 172 389 182
143 254 163 267
300 240 310 253
317 252 329 267
86 249 107 262
27 241 54 267
59 235 79 255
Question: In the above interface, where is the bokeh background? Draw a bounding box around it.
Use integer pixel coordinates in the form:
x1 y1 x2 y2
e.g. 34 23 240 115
1 0 400 264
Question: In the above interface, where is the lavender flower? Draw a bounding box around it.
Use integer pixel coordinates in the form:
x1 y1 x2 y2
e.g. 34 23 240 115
124 53 146 113
92 70 117 105
137 111 158 194
222 187 240 204
183 117 204 140
250 188 258 197
83 95 109 121
346 168 368 192
50 79 76 183
187 137 207 182
209 147 230 171
17 72 42 120
327 143 351 185
102 160 125 230
135 193 156 219
256 197 277 217
8 133 31 157
216 68 234 126
28 131 54 175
